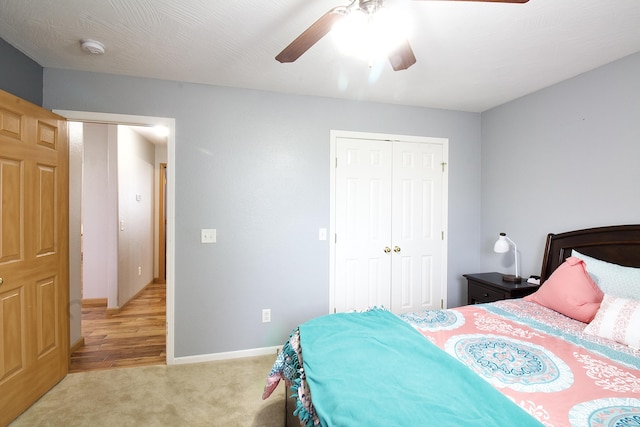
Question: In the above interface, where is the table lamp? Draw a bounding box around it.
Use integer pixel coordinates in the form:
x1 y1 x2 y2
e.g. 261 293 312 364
494 232 521 283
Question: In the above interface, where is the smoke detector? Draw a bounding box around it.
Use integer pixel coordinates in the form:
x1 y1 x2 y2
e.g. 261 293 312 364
80 39 105 55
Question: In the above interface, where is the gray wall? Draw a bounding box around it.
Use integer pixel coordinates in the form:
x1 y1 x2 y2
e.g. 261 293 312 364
0 38 43 106
8 34 637 359
481 52 640 279
6 32 638 359
43 70 481 357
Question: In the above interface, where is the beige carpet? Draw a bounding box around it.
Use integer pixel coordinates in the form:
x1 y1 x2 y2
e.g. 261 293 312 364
10 355 285 427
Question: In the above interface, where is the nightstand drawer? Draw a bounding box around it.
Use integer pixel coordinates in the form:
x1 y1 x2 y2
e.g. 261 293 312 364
468 283 504 304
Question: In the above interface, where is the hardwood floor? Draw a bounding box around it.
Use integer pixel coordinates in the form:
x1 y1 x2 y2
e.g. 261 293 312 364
70 282 166 373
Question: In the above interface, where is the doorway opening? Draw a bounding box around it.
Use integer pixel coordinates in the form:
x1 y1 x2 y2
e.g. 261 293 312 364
56 110 176 369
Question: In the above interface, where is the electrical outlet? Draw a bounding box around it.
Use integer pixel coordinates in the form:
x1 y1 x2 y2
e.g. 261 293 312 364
138 266 142 276
262 309 271 323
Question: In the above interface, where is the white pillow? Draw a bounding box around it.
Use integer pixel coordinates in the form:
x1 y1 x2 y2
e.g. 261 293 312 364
572 250 640 300
583 294 640 350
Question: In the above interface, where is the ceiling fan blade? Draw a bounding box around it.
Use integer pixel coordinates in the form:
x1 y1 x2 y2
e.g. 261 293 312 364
388 39 417 71
414 0 528 3
276 8 345 63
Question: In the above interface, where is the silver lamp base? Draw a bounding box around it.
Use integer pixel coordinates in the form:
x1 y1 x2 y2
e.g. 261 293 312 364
502 274 522 283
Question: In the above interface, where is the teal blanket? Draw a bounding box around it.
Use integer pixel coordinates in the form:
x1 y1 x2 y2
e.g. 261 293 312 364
299 308 543 427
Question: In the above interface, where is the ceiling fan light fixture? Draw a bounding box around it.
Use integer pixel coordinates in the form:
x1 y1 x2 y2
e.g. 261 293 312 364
276 0 526 71
331 4 410 61
368 7 410 54
332 9 368 55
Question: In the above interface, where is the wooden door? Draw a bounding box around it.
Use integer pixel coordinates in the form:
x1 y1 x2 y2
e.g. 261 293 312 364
0 89 69 425
333 133 447 314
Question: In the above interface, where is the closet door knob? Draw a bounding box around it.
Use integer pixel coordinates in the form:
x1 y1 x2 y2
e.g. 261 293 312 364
394 246 401 253
0 277 3 286
384 247 391 253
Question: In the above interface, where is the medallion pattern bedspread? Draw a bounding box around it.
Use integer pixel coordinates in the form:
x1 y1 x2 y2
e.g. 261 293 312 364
264 307 542 427
263 301 640 427
401 300 640 427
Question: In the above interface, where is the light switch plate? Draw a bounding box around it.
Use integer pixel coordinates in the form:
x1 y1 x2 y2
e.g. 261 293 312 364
319 228 327 241
201 229 216 243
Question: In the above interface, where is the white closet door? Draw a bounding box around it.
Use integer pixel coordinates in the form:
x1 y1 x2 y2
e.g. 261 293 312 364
334 137 393 312
390 142 444 313
333 133 446 314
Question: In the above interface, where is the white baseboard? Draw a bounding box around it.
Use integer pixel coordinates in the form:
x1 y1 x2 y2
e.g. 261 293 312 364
168 346 280 365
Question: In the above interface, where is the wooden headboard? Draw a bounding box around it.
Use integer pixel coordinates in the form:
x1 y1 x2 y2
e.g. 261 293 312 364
539 224 640 284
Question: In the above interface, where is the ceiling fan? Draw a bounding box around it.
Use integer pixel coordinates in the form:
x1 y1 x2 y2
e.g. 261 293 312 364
276 0 529 71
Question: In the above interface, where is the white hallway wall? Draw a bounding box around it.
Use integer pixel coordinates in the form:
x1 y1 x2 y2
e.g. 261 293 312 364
82 123 159 308
117 125 156 306
82 123 117 303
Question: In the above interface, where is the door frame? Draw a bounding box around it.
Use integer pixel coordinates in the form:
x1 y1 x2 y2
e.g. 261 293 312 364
329 130 449 312
54 110 176 364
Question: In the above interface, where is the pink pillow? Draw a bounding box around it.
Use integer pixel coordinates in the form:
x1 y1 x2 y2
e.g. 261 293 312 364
524 256 603 322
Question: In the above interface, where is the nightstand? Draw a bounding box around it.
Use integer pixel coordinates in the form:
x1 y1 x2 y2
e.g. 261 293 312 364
464 272 540 305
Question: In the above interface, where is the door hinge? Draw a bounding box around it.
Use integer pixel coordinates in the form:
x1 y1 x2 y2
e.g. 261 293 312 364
441 162 447 172
335 157 338 168
441 231 444 240
440 299 444 309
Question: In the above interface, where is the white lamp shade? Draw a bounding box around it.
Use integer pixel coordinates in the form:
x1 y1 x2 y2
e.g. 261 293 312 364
494 234 510 253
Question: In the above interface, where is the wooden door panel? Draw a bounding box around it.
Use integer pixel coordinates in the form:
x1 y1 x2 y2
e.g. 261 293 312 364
0 286 25 380
36 121 58 150
35 164 57 254
0 106 23 140
36 277 58 356
0 89 68 426
0 157 23 263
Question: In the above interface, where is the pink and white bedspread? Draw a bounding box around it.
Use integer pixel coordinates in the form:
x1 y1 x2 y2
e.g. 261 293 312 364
400 299 640 427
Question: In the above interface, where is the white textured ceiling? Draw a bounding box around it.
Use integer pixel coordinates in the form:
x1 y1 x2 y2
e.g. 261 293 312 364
1 0 639 112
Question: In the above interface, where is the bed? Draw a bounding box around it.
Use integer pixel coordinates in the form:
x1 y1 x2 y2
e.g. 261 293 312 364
263 225 640 426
